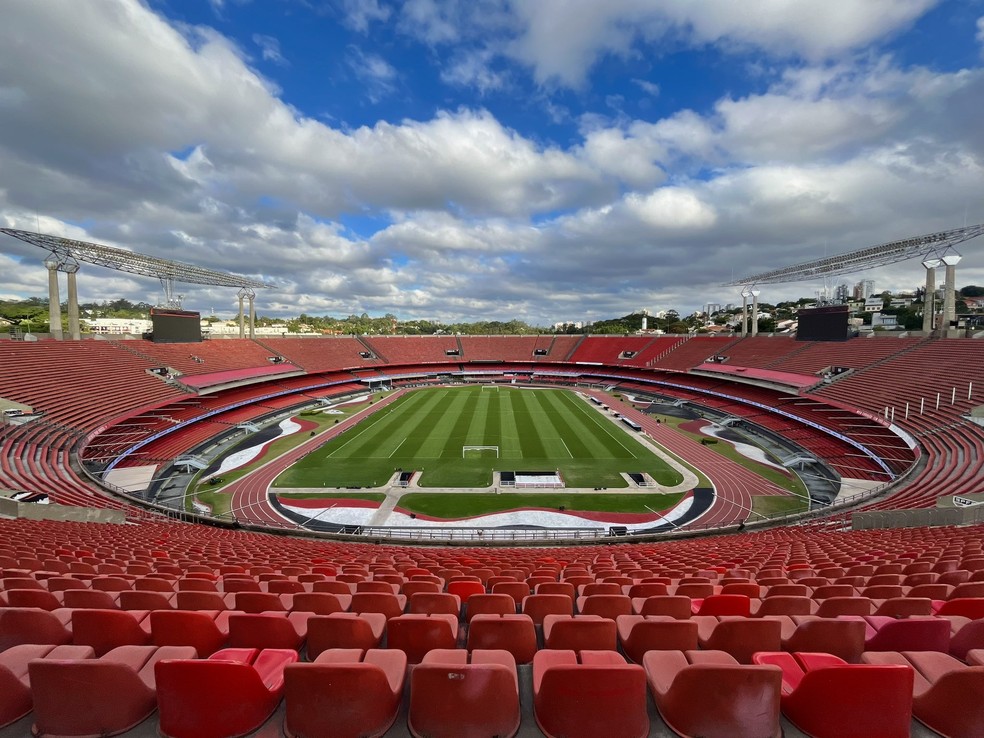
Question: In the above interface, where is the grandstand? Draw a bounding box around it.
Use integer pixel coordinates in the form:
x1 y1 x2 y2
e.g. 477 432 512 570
2 332 984 736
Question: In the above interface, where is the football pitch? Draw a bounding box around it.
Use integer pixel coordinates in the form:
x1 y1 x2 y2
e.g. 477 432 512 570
272 386 684 489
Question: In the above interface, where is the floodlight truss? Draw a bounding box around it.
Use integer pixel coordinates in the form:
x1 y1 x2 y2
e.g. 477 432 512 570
726 224 984 286
0 228 273 307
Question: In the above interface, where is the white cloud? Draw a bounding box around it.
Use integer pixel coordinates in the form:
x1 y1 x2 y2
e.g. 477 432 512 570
346 47 399 102
252 34 286 66
978 16 984 49
337 0 392 33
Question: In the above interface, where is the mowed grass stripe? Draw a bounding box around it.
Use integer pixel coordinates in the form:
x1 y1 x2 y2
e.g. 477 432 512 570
558 390 641 458
403 390 468 459
513 390 547 458
483 389 501 446
522 390 569 459
337 390 444 459
437 389 482 458
463 389 491 447
322 392 425 458
498 390 523 460
538 389 601 459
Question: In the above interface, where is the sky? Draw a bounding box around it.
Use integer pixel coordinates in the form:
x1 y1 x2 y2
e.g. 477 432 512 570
1 0 983 325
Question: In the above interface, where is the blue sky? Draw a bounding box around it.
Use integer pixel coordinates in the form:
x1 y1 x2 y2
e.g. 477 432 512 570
1 0 983 324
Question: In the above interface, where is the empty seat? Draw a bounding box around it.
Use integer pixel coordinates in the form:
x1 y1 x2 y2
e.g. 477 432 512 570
542 614 617 651
616 615 698 665
533 650 647 738
306 612 387 659
30 644 196 737
227 612 309 650
753 651 913 737
156 647 298 738
490 581 530 605
0 607 72 650
289 592 351 614
386 613 458 663
150 610 231 656
70 608 152 655
691 594 751 617
464 593 516 621
350 592 406 620
631 595 692 618
466 614 537 664
576 594 632 619
694 616 782 664
0 644 94 729
447 580 485 602
407 591 460 616
284 648 406 738
409 649 520 738
521 593 573 625
843 615 951 652
774 615 867 663
862 650 984 738
644 649 782 738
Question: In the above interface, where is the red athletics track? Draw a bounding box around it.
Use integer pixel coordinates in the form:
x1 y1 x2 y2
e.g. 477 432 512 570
223 390 408 528
581 388 790 528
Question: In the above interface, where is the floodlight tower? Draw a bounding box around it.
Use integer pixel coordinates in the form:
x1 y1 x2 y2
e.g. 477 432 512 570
750 289 761 337
44 254 63 340
63 257 82 341
739 288 752 337
941 252 962 330
921 257 941 333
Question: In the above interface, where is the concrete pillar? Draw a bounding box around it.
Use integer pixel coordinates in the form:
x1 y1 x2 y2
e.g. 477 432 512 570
750 290 760 337
45 259 63 340
66 266 81 341
237 291 245 339
942 254 961 329
248 293 256 339
922 260 938 333
740 291 749 337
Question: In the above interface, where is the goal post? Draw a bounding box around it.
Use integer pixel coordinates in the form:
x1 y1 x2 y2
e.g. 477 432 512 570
462 445 499 458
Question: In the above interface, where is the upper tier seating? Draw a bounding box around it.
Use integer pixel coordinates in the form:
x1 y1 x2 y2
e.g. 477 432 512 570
259 336 381 371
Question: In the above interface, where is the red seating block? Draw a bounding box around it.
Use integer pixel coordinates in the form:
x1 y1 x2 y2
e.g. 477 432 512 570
616 615 699 664
409 649 520 738
386 613 458 663
30 644 196 737
466 614 537 664
533 650 648 738
284 648 406 738
542 614 617 651
862 650 984 738
644 649 782 738
156 647 298 738
752 651 913 738
0 644 94 728
305 612 386 659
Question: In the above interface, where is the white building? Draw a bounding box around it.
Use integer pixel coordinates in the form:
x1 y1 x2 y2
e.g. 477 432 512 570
86 318 153 335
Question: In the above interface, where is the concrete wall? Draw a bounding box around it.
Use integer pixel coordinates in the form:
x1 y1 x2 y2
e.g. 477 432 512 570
0 498 125 524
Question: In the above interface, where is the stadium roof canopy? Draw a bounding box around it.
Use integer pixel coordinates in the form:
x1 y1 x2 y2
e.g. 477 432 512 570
0 228 273 290
727 224 984 286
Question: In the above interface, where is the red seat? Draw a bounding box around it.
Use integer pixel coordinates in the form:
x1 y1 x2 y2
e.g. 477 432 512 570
150 610 231 656
409 649 520 738
616 615 698 664
284 648 407 738
61 589 120 610
350 592 406 620
4 588 63 611
156 647 298 738
691 594 751 616
752 651 913 738
694 616 782 664
533 650 648 738
843 615 951 652
305 612 387 659
447 580 485 602
234 591 288 613
489 581 530 606
464 593 515 621
862 650 984 738
29 644 196 737
118 590 176 611
0 607 72 650
644 649 781 738
632 595 692 618
521 593 573 625
386 613 458 664
70 608 152 655
542 614 617 651
407 591 460 616
227 612 310 650
466 614 537 664
773 615 866 663
0 644 94 729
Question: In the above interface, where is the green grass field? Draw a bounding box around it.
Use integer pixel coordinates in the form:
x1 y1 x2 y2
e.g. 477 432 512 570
272 386 684 489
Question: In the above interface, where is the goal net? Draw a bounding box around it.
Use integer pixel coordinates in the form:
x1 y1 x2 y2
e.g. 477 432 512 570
462 445 499 458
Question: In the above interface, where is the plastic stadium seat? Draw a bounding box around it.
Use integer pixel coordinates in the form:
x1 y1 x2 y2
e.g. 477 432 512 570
644 649 782 738
234 591 288 613
305 612 387 658
350 591 406 620
356 580 398 594
815 596 873 617
401 580 441 598
935 597 984 618
61 589 120 610
150 610 232 656
312 580 355 595
118 590 176 611
386 613 459 663
409 649 520 738
464 592 516 621
407 591 460 616
943 616 984 660
174 591 235 611
156 647 298 738
533 650 648 738
542 614 617 651
283 648 406 738
578 582 621 597
632 595 692 618
624 582 669 599
752 595 816 616
490 580 530 605
576 593 633 619
466 614 537 664
30 644 196 737
861 650 984 738
967 649 984 666
287 591 351 614
843 615 951 652
70 608 152 655
691 594 751 616
521 593 573 625
616 615 699 664
227 612 310 650
774 615 867 663
447 580 486 602
752 651 913 738
0 644 94 729
266 579 305 595
694 616 782 664
4 588 63 611
0 607 72 650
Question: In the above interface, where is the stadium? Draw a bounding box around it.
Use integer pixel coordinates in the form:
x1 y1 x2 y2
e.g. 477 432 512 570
2 223 984 737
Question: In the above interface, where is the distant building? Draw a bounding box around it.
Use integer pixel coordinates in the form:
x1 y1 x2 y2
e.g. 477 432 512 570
834 283 850 302
87 318 153 335
854 279 876 300
704 303 721 316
